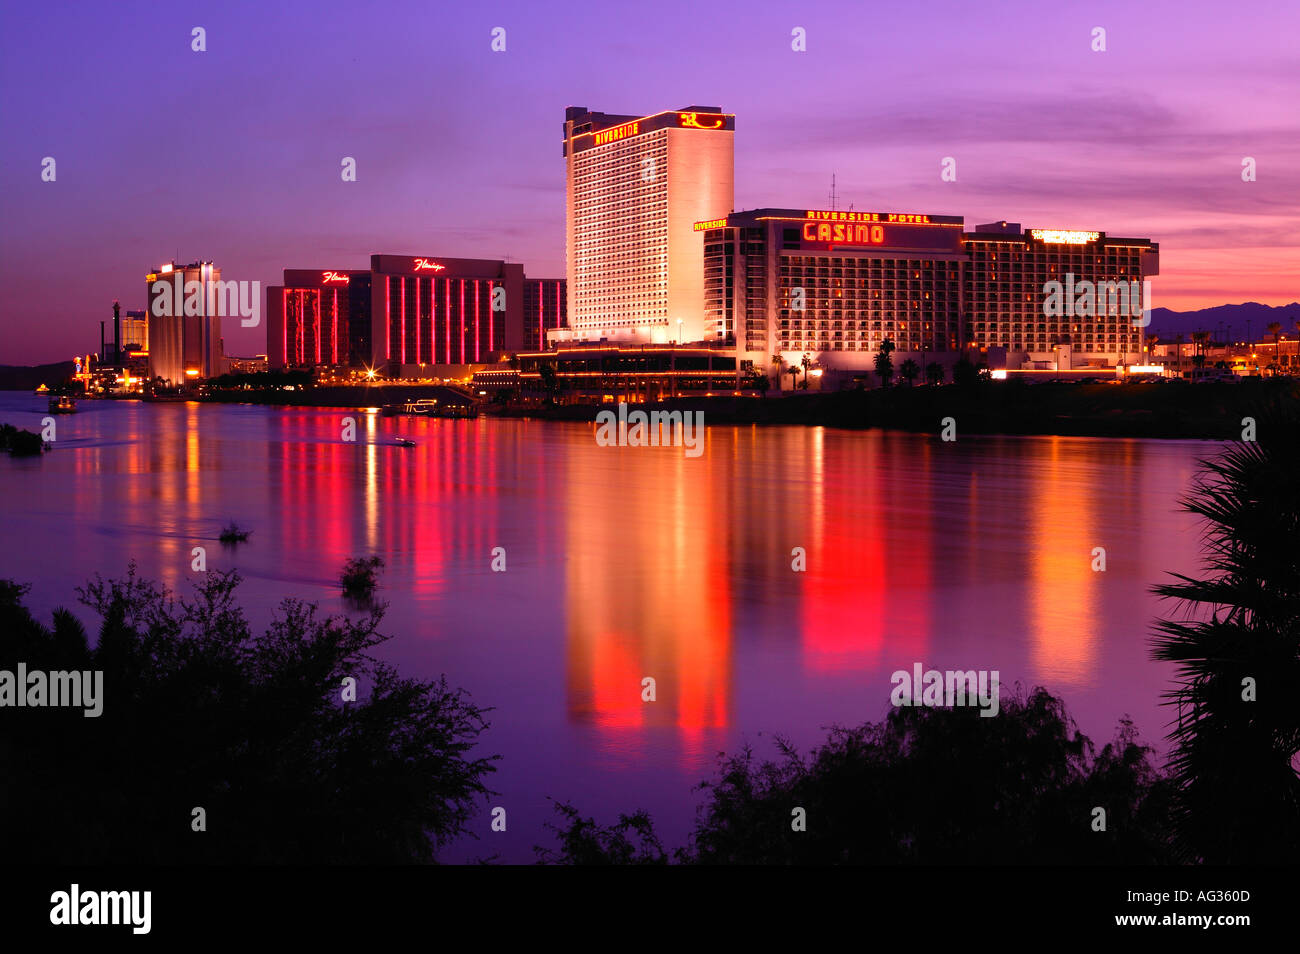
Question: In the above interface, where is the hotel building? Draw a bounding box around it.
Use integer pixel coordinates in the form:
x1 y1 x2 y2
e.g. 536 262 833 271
562 105 734 344
267 269 372 371
701 211 1158 381
145 261 225 384
522 277 567 353
268 256 564 376
962 222 1158 369
700 209 966 378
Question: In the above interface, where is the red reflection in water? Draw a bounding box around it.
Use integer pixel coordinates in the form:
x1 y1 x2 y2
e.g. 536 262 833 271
801 433 930 671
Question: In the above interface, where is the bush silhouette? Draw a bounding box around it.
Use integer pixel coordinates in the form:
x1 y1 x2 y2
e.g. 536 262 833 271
0 566 496 863
539 687 1175 864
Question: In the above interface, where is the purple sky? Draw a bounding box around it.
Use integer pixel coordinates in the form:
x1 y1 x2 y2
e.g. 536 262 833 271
2 0 1297 363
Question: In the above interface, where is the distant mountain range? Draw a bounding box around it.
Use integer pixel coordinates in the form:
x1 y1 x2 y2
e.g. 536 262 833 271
1148 302 1300 342
0 361 76 391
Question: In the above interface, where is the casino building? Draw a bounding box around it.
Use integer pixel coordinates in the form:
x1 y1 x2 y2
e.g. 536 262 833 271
700 210 1158 382
267 269 372 371
563 105 734 345
700 210 966 380
268 256 565 376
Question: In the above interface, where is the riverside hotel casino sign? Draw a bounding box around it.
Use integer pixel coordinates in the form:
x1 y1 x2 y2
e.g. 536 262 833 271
697 210 966 253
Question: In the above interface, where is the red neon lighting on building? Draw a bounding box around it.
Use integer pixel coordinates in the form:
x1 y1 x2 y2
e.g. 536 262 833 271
297 293 305 365
414 258 445 272
474 279 480 362
415 278 421 365
282 293 287 367
385 276 391 361
489 282 494 355
445 281 451 364
322 271 350 284
459 280 465 364
678 111 725 130
400 277 407 365
332 288 338 365
556 281 561 348
315 290 321 365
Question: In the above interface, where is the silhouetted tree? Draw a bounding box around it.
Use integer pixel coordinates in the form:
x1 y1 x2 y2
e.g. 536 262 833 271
952 357 979 387
874 339 896 388
1151 400 1300 863
539 687 1174 864
0 567 496 863
534 800 668 865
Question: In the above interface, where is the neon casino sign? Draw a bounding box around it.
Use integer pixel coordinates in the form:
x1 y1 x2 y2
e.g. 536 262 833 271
322 271 350 284
413 259 446 272
803 222 887 244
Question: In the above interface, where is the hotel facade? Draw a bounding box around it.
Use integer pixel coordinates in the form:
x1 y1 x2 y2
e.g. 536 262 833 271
562 105 734 345
700 212 1158 380
145 261 225 384
268 256 565 376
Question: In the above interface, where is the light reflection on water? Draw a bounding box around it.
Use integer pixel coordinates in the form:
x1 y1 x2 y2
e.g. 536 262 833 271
0 395 1208 861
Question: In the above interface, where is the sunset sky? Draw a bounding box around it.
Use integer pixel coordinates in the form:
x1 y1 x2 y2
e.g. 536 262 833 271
1 0 1296 363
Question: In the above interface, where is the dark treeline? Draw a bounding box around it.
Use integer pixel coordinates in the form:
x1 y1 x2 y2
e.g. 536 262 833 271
0 568 495 864
537 690 1176 864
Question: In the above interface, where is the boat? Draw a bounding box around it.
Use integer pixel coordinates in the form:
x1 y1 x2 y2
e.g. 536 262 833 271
395 437 417 447
48 395 77 414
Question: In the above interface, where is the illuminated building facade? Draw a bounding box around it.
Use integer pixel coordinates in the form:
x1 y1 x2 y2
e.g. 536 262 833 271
267 269 372 371
369 255 523 374
121 310 148 352
267 258 565 375
700 210 966 379
145 261 224 384
563 105 734 344
504 344 740 402
522 278 567 352
963 222 1159 369
701 212 1159 381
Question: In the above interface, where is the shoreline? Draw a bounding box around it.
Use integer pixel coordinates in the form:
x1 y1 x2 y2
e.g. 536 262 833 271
8 378 1295 441
215 378 1299 441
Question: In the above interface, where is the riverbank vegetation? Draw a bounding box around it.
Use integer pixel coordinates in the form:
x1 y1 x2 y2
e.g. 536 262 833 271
0 567 495 863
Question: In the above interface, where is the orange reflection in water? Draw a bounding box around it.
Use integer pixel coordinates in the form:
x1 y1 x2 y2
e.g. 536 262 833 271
564 432 731 753
1027 437 1101 684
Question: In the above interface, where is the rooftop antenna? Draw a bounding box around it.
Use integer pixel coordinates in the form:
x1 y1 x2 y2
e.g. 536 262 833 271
828 173 838 210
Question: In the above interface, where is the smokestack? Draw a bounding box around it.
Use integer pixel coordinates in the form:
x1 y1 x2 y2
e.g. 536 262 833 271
100 320 106 365
113 300 121 366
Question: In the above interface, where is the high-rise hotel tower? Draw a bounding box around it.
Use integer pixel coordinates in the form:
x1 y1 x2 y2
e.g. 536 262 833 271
562 106 734 344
